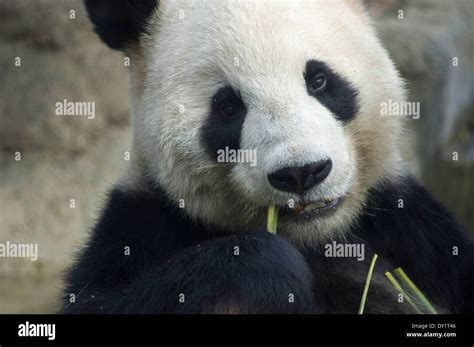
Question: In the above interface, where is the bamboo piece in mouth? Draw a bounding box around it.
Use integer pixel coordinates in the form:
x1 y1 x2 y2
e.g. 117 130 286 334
267 205 278 234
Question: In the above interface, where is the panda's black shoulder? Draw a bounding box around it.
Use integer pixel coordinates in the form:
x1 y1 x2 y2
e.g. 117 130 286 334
357 175 469 244
64 184 212 294
354 175 474 312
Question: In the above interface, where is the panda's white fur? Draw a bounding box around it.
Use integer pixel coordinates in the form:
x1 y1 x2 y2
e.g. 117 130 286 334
121 0 406 245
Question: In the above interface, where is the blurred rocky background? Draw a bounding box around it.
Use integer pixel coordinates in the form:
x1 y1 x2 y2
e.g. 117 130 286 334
370 0 474 238
0 0 473 313
0 0 131 313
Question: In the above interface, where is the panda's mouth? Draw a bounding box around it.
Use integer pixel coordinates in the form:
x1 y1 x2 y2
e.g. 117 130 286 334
282 197 342 220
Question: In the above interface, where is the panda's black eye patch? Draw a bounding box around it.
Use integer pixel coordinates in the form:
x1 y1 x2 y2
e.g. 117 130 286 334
304 60 359 122
201 86 247 162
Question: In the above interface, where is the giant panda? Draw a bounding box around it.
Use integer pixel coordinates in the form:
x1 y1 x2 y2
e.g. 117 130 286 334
63 0 474 314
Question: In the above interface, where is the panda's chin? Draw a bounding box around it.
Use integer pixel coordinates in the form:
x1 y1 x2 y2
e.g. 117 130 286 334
280 196 344 223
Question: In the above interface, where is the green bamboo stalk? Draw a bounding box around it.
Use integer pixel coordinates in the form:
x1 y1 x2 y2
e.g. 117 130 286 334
394 268 437 314
385 271 422 314
358 253 378 314
267 205 278 234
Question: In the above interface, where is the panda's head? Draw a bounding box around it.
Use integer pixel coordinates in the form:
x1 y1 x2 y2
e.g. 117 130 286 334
87 0 405 244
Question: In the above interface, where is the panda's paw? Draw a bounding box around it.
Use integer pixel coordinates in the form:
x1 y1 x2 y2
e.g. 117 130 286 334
152 230 316 314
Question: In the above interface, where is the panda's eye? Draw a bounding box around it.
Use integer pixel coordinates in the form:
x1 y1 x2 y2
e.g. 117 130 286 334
220 103 240 118
211 86 246 120
308 72 327 94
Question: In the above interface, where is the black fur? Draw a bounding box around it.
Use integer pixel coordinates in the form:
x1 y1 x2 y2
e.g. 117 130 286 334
304 60 359 122
62 186 314 314
200 86 248 161
354 176 474 313
302 176 474 313
84 0 158 50
62 176 474 314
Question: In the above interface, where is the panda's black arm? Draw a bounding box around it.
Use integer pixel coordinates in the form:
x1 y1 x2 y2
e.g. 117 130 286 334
65 230 315 314
356 176 474 313
62 187 315 313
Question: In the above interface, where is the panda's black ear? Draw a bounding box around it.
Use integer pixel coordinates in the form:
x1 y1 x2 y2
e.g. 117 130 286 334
84 0 159 50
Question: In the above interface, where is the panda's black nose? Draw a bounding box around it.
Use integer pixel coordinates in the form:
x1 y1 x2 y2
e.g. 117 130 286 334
267 160 332 195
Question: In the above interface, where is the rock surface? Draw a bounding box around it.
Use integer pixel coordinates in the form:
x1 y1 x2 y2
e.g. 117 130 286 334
373 0 474 238
0 0 131 313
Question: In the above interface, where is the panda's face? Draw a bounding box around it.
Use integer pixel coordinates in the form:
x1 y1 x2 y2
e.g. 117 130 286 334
132 0 405 244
